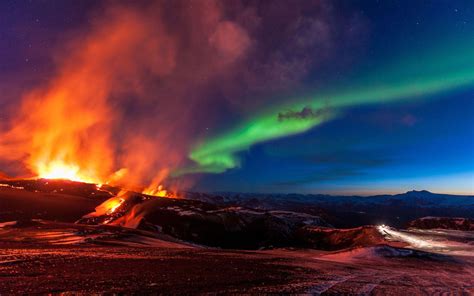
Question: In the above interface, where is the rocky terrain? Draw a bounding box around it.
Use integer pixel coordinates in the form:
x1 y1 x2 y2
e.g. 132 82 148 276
408 216 474 231
184 190 474 228
0 179 473 294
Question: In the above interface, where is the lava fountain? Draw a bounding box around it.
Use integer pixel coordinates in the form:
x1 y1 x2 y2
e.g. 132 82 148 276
0 6 180 197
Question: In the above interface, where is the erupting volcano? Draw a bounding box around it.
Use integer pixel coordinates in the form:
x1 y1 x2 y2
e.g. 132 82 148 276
0 0 473 294
0 3 191 197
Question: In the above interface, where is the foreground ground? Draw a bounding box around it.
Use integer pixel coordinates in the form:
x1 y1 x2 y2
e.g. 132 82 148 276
0 238 472 294
0 181 473 294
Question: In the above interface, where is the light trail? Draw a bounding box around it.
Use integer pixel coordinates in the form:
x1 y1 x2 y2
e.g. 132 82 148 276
377 225 446 249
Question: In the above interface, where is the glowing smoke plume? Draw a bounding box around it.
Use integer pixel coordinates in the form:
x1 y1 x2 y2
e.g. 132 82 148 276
3 0 470 188
0 0 358 189
0 5 183 191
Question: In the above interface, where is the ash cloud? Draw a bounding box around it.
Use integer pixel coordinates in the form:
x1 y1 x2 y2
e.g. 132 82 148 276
0 0 367 189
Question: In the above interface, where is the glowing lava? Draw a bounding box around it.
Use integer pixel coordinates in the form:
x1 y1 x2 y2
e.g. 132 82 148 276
37 160 176 198
0 6 180 196
141 169 177 198
106 197 125 214
142 184 168 197
37 161 99 184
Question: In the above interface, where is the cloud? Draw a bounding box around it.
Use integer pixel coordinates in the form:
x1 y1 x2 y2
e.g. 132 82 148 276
209 21 251 62
278 106 331 121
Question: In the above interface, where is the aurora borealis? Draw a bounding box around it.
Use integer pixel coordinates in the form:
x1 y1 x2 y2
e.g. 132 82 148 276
183 38 474 175
0 0 473 194
183 1 474 194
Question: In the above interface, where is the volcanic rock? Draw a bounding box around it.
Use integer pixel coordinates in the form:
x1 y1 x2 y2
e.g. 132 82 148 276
295 225 387 250
407 216 474 231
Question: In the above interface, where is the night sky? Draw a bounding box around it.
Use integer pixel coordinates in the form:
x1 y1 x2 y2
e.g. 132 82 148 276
0 0 473 195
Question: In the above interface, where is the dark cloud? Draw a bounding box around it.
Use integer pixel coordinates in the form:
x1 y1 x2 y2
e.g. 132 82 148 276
278 106 331 121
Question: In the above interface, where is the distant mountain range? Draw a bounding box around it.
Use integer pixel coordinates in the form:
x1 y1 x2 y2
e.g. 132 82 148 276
1 179 472 250
183 190 474 228
1 177 472 229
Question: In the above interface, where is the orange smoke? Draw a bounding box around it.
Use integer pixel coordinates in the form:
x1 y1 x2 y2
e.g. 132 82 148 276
141 168 178 197
0 5 177 192
0 1 254 195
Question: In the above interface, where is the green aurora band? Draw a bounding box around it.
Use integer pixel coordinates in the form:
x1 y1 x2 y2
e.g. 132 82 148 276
178 41 474 175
